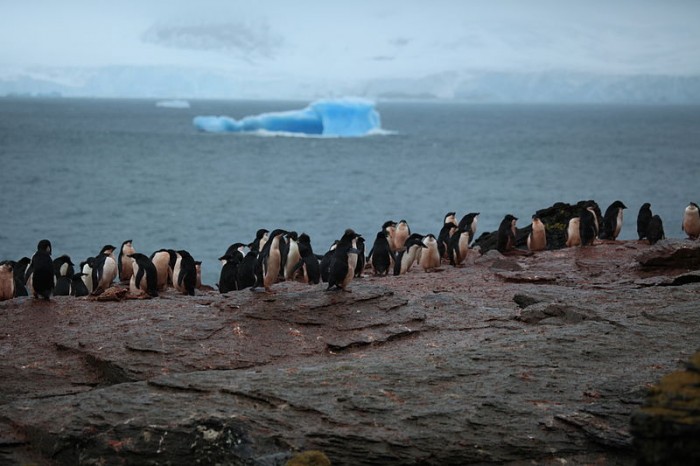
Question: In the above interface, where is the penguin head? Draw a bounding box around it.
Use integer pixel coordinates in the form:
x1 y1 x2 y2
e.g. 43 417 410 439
443 212 456 223
298 233 311 245
98 245 117 256
37 239 52 254
611 200 627 209
641 203 651 209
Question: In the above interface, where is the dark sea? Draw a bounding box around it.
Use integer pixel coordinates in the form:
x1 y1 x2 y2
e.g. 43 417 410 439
1 98 698 286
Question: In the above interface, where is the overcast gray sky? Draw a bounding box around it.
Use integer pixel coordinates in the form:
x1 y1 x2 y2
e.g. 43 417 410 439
2 0 699 81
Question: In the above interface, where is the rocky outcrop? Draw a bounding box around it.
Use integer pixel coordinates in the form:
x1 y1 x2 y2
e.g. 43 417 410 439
1 241 699 465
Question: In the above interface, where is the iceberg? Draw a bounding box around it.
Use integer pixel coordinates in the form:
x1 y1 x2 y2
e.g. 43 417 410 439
193 98 381 137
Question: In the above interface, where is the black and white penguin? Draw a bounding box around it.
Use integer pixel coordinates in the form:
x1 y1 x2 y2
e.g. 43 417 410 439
251 228 270 252
222 243 246 262
600 200 627 240
393 220 411 252
320 241 338 283
527 215 547 252
92 245 118 294
394 233 426 275
565 217 581 247
284 231 300 281
447 227 470 266
682 202 700 240
173 250 197 296
256 229 287 292
237 249 259 290
218 253 242 293
353 235 366 278
0 262 15 301
79 257 95 294
70 273 90 297
327 229 360 291
150 249 175 291
30 239 54 300
294 233 321 285
381 220 398 252
437 221 458 260
118 240 136 284
579 208 598 246
129 253 159 297
370 231 393 276
496 215 518 253
11 257 30 297
419 234 441 272
647 215 665 245
637 203 652 241
458 212 480 243
53 255 74 296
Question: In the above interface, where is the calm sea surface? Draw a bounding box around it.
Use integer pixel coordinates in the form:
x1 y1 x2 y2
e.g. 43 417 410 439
1 98 698 286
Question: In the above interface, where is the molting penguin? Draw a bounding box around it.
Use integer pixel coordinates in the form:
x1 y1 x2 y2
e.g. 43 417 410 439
129 253 159 297
92 245 118 294
447 227 470 266
257 229 287 292
496 215 518 254
173 250 197 295
370 230 393 276
527 215 547 252
637 203 652 241
682 202 700 240
419 234 441 272
394 233 426 275
579 208 598 246
647 215 665 245
118 240 136 284
53 255 74 296
30 239 54 300
0 262 15 301
565 217 581 247
600 200 627 240
327 229 360 291
393 220 411 252
70 273 90 297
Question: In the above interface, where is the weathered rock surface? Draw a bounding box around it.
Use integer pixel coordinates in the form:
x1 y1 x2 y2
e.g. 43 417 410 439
1 240 699 465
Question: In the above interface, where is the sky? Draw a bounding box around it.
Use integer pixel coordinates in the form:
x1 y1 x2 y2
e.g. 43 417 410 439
1 0 699 96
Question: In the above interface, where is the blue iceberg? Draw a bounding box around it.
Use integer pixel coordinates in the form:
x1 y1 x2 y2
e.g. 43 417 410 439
193 98 381 137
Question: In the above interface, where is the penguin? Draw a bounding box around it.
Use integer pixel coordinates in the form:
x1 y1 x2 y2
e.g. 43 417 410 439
327 229 360 291
447 227 470 266
496 215 518 253
394 233 427 275
370 230 394 276
218 254 241 293
293 233 321 285
118 240 136 284
195 261 203 289
252 228 270 252
565 217 581 247
173 250 197 296
647 215 665 245
579 208 598 246
637 203 652 241
222 243 246 263
30 239 54 300
682 202 700 240
150 249 176 291
320 241 338 283
92 245 118 294
381 220 398 252
353 235 366 278
256 229 287 292
80 257 95 294
0 262 15 301
53 255 74 296
284 231 301 281
12 257 30 297
237 249 259 290
70 273 90 297
129 253 159 297
458 212 480 242
437 222 458 260
393 220 411 252
599 200 627 240
419 234 441 272
527 215 547 252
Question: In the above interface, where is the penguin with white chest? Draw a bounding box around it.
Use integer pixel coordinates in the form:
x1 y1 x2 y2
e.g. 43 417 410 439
682 202 700 240
527 215 547 252
394 233 426 275
150 249 176 291
600 200 627 240
118 240 136 284
129 253 159 297
419 234 441 272
496 215 518 254
447 227 470 266
565 217 581 247
256 229 287 292
52 255 74 296
173 250 197 296
327 229 360 291
92 245 118 294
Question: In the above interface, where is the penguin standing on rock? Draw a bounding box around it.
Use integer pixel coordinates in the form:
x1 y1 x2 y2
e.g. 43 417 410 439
30 239 54 300
70 273 90 297
218 253 242 293
447 227 470 266
370 231 393 276
527 215 547 252
150 249 176 291
647 215 665 245
437 221 458 260
394 234 426 275
129 253 159 297
320 241 338 283
173 250 197 296
80 257 95 294
637 203 652 241
393 220 411 252
92 245 118 294
419 234 441 272
118 240 136 284
565 217 581 247
458 212 479 243
496 215 518 253
12 257 30 297
353 236 366 278
682 202 700 240
237 248 259 290
327 229 360 291
579 208 598 246
600 201 627 240
52 255 74 296
256 229 288 292
0 262 15 301
294 233 321 285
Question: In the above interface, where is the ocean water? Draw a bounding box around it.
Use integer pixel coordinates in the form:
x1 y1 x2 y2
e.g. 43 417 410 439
1 98 698 286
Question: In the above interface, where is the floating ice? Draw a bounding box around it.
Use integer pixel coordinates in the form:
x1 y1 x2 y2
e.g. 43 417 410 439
193 98 381 137
156 100 191 109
